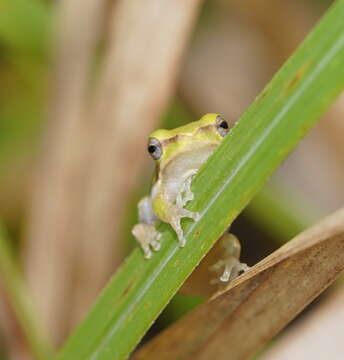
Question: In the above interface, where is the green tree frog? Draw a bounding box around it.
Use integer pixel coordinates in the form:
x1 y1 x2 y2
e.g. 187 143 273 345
132 113 248 282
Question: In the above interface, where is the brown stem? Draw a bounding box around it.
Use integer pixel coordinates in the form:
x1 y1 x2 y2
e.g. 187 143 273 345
24 0 108 344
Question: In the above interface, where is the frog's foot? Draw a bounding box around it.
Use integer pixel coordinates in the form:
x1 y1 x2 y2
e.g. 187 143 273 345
211 258 249 283
210 257 249 284
132 223 161 259
169 206 200 247
210 233 249 284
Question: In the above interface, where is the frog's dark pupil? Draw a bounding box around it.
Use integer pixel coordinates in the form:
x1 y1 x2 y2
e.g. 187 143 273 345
148 145 156 153
220 121 228 129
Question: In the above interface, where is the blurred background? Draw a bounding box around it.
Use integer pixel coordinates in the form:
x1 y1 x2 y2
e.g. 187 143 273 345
1 0 344 359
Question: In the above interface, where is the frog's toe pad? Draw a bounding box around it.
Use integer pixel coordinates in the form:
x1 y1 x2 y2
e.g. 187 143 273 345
220 262 249 282
151 234 161 252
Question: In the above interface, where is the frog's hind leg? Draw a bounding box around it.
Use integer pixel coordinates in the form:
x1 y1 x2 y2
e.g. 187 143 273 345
132 196 161 259
210 233 249 283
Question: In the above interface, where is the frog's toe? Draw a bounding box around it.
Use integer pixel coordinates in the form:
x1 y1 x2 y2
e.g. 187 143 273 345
191 211 200 222
143 249 152 259
181 208 200 222
178 233 187 248
182 187 194 205
151 233 161 252
169 217 186 247
219 259 237 282
151 241 161 252
176 186 194 208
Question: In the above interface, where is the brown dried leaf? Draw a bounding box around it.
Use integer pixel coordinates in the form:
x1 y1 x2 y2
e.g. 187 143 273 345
133 207 344 360
261 279 344 360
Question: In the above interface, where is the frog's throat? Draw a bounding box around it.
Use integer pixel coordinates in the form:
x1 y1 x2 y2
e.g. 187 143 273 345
159 141 219 172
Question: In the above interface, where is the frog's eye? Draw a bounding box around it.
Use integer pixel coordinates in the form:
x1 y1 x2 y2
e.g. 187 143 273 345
147 138 162 160
216 115 230 137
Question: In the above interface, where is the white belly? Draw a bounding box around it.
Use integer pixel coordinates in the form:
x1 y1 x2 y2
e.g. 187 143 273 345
160 144 217 203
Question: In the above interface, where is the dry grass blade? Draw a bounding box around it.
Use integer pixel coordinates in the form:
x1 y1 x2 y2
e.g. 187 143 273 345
73 0 204 322
24 0 107 344
133 207 344 360
261 280 344 359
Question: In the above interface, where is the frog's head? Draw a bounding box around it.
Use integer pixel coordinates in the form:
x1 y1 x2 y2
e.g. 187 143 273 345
147 113 231 167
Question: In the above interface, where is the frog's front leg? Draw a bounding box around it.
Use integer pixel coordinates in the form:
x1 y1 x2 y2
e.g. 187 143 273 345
154 171 200 248
132 196 161 259
210 233 249 283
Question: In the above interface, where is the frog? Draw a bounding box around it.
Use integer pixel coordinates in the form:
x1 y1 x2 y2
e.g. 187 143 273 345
132 113 248 282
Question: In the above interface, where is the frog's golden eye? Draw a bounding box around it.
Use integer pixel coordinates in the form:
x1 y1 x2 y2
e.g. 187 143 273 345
216 115 230 137
147 137 162 160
